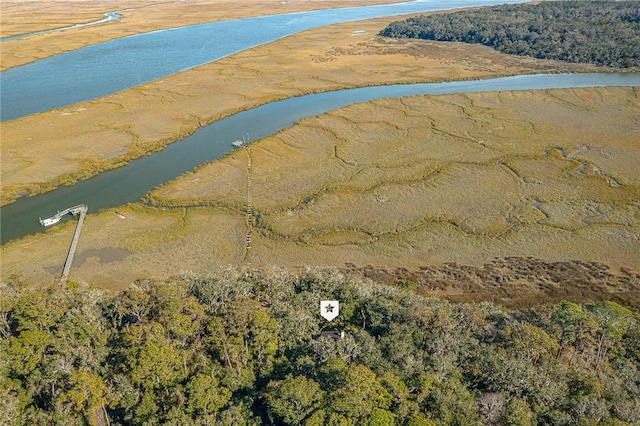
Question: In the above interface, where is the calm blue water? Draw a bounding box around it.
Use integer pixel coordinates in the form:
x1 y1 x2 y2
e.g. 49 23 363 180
0 0 528 121
1 72 638 244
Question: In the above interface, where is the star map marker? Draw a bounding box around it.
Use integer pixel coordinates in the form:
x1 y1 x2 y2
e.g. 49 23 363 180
320 300 339 322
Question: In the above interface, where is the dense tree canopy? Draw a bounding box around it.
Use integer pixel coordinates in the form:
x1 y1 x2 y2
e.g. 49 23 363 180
380 1 640 68
1 269 639 424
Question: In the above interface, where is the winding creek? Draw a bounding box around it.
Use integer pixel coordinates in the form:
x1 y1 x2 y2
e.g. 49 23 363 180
0 0 529 121
2 72 639 244
1 0 639 244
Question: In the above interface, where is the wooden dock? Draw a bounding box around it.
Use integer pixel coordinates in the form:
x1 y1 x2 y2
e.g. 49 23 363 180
39 204 86 226
246 147 253 255
57 204 87 283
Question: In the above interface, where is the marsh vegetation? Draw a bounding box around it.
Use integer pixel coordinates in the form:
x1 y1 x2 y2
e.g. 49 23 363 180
3 87 638 293
1 16 597 206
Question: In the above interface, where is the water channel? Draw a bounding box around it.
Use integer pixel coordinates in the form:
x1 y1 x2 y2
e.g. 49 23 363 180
0 12 121 42
0 0 529 121
2 72 639 244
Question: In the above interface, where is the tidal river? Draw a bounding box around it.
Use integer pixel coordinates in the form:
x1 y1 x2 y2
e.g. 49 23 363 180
0 0 529 121
1 73 639 244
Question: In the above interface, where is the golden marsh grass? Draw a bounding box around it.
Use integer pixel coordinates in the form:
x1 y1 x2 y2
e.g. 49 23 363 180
1 15 599 205
3 87 638 292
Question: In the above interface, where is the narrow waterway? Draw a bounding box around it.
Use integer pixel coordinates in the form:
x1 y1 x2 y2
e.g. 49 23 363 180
0 12 121 42
2 72 638 244
0 0 528 121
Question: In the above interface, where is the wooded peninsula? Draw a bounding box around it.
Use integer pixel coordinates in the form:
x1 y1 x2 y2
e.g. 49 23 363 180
1 270 638 425
380 1 640 68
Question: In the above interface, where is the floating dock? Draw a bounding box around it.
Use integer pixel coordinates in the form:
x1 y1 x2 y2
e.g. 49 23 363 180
39 204 87 227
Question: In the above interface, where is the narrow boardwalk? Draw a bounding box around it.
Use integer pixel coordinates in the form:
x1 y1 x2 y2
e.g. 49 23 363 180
60 205 87 283
245 147 253 260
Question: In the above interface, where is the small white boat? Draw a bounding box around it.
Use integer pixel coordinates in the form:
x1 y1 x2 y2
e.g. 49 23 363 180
38 204 87 227
39 216 62 227
232 140 244 148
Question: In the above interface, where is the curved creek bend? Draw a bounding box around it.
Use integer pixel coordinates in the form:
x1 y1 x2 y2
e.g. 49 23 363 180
0 0 529 121
2 72 639 244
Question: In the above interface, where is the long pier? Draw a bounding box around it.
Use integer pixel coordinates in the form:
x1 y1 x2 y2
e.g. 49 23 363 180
60 205 87 283
245 147 253 256
39 204 88 283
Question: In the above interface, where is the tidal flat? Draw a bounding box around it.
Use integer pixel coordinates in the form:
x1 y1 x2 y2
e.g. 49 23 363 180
3 87 638 305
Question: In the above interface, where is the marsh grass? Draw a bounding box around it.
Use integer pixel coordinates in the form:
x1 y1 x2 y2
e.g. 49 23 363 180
0 0 408 70
1 16 600 205
150 87 639 277
2 5 636 300
3 87 637 294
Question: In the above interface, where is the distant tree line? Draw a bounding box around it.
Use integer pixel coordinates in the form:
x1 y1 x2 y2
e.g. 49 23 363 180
1 268 639 425
380 1 640 68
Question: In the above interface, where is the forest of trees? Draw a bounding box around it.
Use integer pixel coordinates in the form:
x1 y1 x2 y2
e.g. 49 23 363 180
1 268 639 425
380 1 640 68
